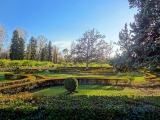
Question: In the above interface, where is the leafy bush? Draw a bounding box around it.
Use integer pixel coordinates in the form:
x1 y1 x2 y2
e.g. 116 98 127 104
64 78 78 93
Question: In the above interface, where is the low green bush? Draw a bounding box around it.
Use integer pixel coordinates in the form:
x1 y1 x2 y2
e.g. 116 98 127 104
64 78 78 93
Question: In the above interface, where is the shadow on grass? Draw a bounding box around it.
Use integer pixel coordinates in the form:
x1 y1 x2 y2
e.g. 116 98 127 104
85 85 125 91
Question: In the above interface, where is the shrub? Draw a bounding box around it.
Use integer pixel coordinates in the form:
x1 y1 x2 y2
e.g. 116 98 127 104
64 78 78 93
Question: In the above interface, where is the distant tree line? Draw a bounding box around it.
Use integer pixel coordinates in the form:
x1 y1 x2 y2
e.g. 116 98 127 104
0 27 113 68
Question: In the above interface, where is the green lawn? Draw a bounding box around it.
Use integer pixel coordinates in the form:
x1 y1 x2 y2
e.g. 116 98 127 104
32 85 160 96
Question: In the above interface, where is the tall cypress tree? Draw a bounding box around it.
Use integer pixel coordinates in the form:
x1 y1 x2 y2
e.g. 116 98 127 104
10 30 19 60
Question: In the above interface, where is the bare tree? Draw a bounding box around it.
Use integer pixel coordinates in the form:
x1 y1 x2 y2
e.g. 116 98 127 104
36 35 48 60
71 29 106 69
52 45 59 64
0 25 8 51
16 27 28 40
106 40 114 59
62 48 69 62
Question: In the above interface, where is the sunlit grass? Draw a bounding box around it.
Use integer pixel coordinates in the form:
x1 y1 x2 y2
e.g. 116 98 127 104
32 85 160 96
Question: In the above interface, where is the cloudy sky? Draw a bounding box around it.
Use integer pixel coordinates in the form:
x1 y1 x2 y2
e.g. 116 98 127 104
0 0 137 51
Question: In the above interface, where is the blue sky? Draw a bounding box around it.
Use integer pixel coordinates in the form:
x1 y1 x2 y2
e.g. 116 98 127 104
0 0 137 51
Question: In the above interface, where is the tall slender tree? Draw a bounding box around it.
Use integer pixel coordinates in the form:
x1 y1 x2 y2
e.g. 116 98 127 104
48 41 52 62
18 37 25 60
30 37 37 60
40 43 48 61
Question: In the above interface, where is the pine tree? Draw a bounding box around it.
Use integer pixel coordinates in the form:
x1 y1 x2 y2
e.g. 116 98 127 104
117 23 133 72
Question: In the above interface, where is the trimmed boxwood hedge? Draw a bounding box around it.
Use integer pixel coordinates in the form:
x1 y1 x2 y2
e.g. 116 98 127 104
0 95 160 119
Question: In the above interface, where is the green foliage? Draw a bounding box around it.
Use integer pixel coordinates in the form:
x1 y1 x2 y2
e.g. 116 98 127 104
0 59 54 68
64 78 78 93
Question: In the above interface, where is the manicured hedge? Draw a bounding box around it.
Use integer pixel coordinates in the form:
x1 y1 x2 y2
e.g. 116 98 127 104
0 76 133 94
0 95 160 119
1 75 160 94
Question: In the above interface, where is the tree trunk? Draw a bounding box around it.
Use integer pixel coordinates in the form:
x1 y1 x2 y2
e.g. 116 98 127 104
86 60 88 69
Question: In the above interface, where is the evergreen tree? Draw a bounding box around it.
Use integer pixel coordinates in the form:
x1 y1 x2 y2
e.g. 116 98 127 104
113 23 133 72
48 41 52 62
40 43 48 61
30 37 37 60
10 30 19 60
129 0 160 70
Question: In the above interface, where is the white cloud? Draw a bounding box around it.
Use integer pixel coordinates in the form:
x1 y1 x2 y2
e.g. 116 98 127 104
52 41 71 51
